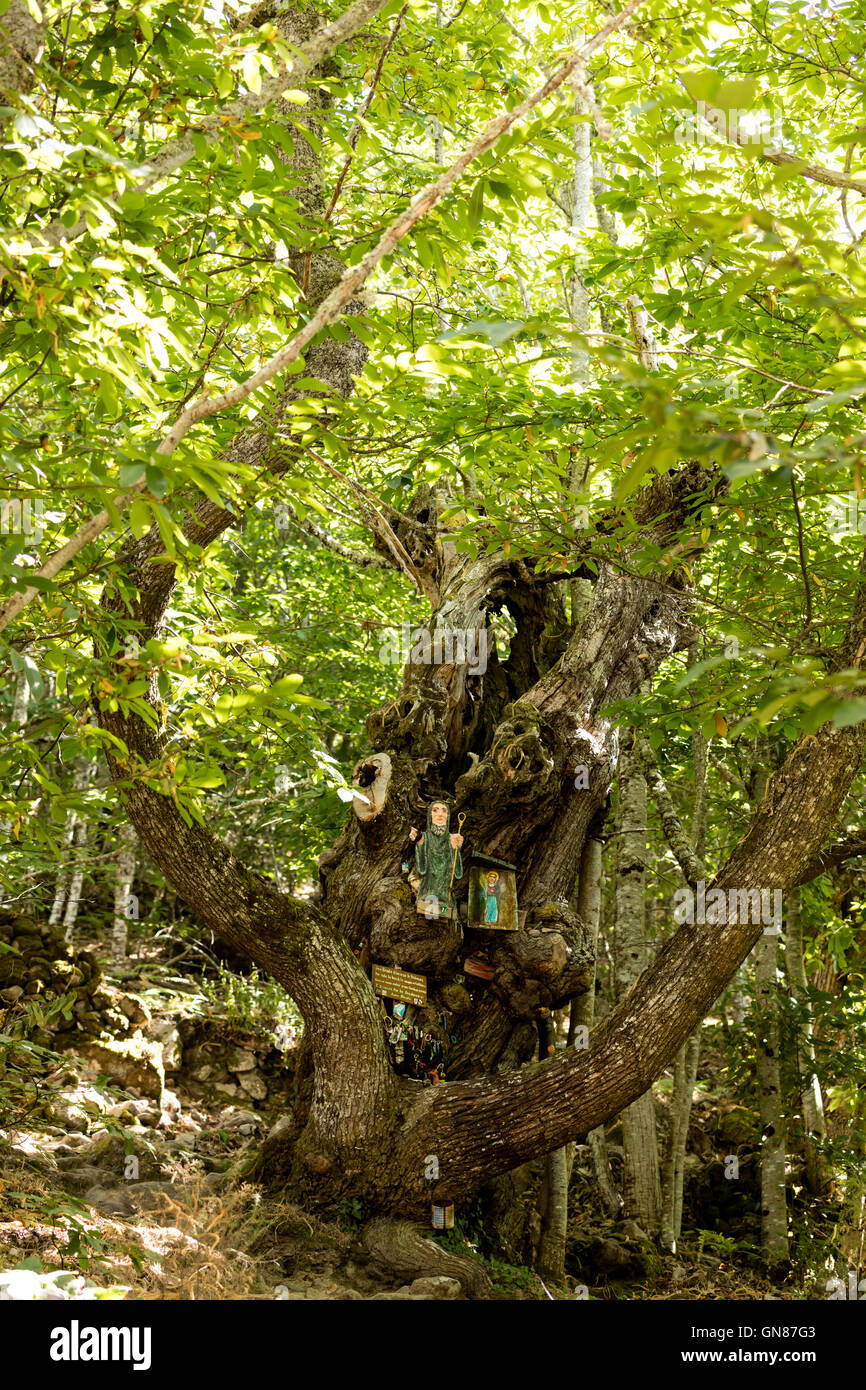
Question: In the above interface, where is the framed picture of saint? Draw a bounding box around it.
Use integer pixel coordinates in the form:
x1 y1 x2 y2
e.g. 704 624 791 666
468 853 519 932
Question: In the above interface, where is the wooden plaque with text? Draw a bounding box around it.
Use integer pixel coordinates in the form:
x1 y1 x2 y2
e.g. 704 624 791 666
372 965 427 1007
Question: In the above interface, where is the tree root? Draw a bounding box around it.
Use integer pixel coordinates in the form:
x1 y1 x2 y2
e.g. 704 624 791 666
361 1218 492 1299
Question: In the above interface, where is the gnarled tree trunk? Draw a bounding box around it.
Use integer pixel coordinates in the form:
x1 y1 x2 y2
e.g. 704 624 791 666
96 428 866 1241
89 10 866 1242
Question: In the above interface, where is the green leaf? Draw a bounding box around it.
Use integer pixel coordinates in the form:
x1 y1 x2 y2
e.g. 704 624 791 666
118 462 147 488
831 698 866 729
242 50 262 96
467 180 484 234
145 467 167 499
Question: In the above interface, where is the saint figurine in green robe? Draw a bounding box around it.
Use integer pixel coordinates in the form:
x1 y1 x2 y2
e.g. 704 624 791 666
409 800 464 918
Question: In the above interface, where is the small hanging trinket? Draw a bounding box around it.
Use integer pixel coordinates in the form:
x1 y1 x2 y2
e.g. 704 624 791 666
464 956 494 981
431 1202 455 1230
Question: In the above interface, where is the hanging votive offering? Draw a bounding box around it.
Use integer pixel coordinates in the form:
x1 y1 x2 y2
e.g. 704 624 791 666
464 956 494 982
431 1202 454 1230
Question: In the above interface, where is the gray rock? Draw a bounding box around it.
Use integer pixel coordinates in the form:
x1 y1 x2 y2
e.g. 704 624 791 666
227 1047 256 1074
160 1089 181 1122
86 1129 163 1180
406 1276 462 1299
84 1187 136 1217
72 1037 164 1100
127 1181 182 1213
202 1169 232 1191
218 1108 258 1130
45 1098 89 1133
238 1070 267 1101
61 1165 110 1195
8 1134 57 1172
105 1097 151 1121
617 1219 651 1244
53 1141 90 1160
148 1019 183 1071
117 993 151 1025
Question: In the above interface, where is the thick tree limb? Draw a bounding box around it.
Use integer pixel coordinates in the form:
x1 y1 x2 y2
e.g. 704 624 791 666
794 831 866 886
0 0 44 98
391 549 866 1191
402 714 866 1190
730 128 866 199
670 74 866 199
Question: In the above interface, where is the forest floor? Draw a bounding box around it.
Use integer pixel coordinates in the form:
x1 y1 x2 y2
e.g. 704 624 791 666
0 910 838 1302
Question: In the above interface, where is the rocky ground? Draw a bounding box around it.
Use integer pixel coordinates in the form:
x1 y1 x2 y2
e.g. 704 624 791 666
0 909 491 1300
0 909 832 1301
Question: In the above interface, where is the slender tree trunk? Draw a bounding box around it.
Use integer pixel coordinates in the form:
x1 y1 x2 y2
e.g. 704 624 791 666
661 1024 700 1250
839 1088 866 1281
785 885 829 1194
431 5 443 164
571 828 620 1214
566 72 594 631
112 821 138 964
539 84 594 1271
62 811 89 944
614 737 661 1234
752 759 789 1263
12 668 28 726
49 754 91 929
661 670 707 1248
675 1028 700 1237
48 825 74 927
755 925 789 1262
538 1143 570 1283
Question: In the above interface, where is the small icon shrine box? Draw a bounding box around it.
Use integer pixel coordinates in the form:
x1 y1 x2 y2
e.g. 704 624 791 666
468 853 519 932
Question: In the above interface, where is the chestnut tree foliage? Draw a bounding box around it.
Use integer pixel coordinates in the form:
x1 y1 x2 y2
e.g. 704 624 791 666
2 0 866 1217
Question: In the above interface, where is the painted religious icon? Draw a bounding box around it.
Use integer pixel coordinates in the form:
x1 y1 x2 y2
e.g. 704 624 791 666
409 800 464 919
468 853 519 931
482 869 503 923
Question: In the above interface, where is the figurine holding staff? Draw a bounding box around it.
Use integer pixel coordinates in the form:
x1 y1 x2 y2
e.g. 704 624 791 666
409 800 464 919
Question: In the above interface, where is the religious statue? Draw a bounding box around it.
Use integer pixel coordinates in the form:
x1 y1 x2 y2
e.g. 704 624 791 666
409 800 464 919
